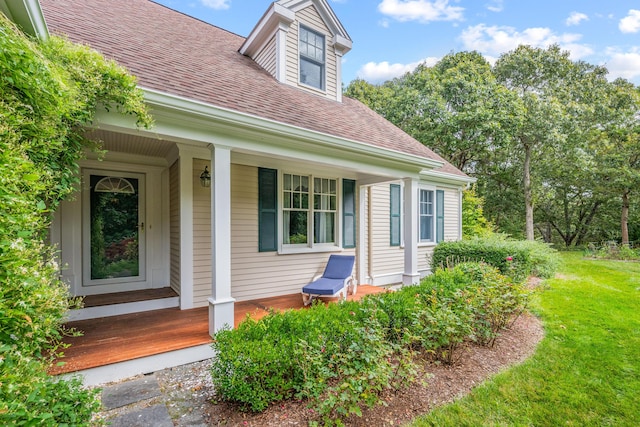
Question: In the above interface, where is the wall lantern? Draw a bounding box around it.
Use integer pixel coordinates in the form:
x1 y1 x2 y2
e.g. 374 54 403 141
200 166 211 188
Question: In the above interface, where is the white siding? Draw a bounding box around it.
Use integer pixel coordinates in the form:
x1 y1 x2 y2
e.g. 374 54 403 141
169 160 180 295
285 4 338 101
254 35 277 78
230 164 355 301
192 158 212 307
443 188 460 241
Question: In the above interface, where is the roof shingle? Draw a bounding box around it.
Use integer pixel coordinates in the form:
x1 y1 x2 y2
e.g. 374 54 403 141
40 0 465 177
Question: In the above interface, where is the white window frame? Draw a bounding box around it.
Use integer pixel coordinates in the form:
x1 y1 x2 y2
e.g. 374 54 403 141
279 172 341 254
418 185 436 245
298 25 326 91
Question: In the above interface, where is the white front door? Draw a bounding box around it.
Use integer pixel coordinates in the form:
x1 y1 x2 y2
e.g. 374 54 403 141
82 169 147 290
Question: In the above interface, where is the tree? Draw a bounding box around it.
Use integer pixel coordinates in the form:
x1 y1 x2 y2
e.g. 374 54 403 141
593 79 640 245
1 13 151 424
493 45 609 241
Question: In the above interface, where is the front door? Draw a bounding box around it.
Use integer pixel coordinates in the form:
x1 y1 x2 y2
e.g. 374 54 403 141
82 169 146 289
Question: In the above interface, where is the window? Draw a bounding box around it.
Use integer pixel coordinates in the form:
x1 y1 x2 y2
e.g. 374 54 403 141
259 172 354 252
299 26 325 90
419 189 434 242
282 173 338 247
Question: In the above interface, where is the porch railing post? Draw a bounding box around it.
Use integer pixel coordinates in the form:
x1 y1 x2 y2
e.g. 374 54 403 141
403 177 420 285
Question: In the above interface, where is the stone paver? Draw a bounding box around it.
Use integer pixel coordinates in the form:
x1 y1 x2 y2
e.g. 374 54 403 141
107 405 174 427
101 375 162 410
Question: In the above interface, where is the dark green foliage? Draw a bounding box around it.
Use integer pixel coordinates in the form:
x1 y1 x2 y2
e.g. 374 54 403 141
1 13 150 425
431 236 559 281
210 262 528 424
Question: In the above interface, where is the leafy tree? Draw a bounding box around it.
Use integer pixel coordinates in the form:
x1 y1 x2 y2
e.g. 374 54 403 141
1 13 151 424
592 79 640 245
462 185 494 239
493 45 609 241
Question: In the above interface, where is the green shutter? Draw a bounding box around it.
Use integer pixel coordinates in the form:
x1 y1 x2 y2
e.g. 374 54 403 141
342 179 356 248
436 189 445 243
390 184 401 246
258 168 277 252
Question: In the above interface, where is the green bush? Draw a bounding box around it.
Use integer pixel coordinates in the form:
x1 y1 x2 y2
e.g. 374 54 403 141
211 301 411 421
431 235 559 281
211 262 528 423
1 13 150 425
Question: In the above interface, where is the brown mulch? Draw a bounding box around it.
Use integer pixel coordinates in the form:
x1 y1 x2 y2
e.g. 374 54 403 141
202 311 544 426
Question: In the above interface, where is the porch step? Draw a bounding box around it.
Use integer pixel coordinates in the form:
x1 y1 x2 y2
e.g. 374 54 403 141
67 288 180 322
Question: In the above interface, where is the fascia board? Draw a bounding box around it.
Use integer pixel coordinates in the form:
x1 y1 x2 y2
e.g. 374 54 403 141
419 169 476 186
239 3 294 56
3 0 48 38
141 87 445 171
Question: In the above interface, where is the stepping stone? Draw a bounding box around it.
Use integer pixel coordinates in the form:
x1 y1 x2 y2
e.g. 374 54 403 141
107 405 173 427
102 375 162 410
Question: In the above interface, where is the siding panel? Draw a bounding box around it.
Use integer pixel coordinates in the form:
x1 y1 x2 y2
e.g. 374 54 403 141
169 160 180 295
192 158 211 307
254 35 277 78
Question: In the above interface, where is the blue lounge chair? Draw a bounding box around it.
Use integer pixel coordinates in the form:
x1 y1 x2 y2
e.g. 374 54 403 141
302 255 356 306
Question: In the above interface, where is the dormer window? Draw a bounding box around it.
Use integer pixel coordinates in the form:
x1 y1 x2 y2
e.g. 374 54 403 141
299 26 325 90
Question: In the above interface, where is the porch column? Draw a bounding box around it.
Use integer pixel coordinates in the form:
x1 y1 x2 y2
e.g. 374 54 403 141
403 177 420 285
208 145 235 335
356 184 368 285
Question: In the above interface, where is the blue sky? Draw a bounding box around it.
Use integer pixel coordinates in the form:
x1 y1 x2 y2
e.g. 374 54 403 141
155 0 640 85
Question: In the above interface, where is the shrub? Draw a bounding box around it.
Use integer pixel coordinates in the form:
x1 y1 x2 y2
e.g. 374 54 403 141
1 13 150 425
585 241 640 261
210 262 529 423
211 301 412 421
432 235 559 281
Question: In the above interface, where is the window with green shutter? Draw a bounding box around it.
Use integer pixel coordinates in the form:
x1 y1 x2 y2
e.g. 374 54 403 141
436 189 445 243
342 179 356 248
258 168 277 252
390 184 401 246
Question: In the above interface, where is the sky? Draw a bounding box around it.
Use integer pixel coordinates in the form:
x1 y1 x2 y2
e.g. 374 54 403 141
154 0 640 85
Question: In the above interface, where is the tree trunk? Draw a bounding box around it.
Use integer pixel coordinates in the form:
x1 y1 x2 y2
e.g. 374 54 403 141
621 191 630 245
524 143 534 240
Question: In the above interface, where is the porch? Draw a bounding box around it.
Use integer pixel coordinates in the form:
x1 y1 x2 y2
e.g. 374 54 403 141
52 285 388 385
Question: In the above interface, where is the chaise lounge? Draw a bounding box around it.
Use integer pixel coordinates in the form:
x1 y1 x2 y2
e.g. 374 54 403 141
301 254 356 306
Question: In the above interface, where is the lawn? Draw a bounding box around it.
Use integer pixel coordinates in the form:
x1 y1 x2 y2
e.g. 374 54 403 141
412 252 640 426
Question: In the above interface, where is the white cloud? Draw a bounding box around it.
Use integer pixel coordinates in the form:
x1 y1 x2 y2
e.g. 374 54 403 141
605 49 640 80
486 0 503 13
377 0 464 23
619 9 640 33
459 24 593 60
566 12 588 27
357 57 440 83
200 0 230 10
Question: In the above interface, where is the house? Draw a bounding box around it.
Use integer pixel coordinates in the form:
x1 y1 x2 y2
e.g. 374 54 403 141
2 0 472 380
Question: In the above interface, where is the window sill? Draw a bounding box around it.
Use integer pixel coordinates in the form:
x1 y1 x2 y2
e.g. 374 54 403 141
278 245 343 255
418 242 437 248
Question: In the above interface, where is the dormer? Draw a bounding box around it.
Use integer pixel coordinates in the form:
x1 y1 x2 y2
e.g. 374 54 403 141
240 0 352 102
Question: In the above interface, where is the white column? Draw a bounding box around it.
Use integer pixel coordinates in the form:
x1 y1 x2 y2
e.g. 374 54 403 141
178 149 194 309
356 184 368 285
208 145 235 335
403 178 420 285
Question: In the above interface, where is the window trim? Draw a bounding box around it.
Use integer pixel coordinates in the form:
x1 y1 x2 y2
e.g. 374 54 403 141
418 185 436 245
279 171 341 254
298 25 326 91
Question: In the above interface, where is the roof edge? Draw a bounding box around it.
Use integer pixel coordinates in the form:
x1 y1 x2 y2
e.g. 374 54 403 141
142 87 445 171
419 169 476 186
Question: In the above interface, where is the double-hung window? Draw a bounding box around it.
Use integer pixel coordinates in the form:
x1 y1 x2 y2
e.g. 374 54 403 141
419 188 435 243
299 26 325 90
260 170 355 253
283 173 337 246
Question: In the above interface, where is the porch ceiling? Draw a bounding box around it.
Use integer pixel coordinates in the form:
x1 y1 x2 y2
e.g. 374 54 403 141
84 129 175 158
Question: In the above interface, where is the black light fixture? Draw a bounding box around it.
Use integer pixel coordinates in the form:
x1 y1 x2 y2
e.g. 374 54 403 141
200 166 211 187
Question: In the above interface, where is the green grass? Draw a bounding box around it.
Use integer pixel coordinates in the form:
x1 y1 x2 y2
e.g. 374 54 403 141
411 252 640 427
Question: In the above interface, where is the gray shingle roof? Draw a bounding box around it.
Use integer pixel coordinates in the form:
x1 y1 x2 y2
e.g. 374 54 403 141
40 0 466 177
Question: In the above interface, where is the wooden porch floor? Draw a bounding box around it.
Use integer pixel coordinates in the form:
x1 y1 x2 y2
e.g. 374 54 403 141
51 285 388 375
